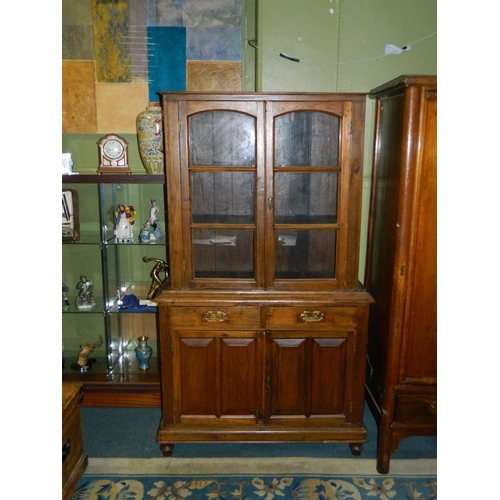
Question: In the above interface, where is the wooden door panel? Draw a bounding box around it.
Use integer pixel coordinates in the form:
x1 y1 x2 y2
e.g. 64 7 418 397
220 338 258 416
179 338 217 416
269 335 349 419
270 338 307 415
175 332 263 422
404 93 437 380
310 338 346 414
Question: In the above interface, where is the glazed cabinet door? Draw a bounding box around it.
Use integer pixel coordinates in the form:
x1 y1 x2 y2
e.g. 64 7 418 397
171 329 265 425
265 99 365 290
165 99 265 289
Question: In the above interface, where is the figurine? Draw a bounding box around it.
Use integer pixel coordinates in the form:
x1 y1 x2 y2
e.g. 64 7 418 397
62 283 70 310
139 199 162 243
76 275 96 310
143 256 169 299
114 203 137 243
71 335 103 371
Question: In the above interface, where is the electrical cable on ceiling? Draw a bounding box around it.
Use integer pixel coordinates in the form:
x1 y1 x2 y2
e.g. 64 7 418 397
248 31 436 66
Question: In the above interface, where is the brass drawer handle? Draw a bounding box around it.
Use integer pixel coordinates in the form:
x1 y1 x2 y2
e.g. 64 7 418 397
300 311 324 322
202 311 229 323
429 401 437 415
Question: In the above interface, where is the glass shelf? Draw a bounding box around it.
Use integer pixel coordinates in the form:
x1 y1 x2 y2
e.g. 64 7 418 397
62 174 166 387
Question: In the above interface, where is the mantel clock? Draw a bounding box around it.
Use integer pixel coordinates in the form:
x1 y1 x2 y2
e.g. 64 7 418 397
97 134 131 174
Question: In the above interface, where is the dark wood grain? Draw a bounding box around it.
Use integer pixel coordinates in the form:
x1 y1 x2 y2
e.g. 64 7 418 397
364 75 437 474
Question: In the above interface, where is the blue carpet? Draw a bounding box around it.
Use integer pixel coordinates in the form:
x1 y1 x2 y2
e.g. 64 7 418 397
80 403 437 459
74 472 437 499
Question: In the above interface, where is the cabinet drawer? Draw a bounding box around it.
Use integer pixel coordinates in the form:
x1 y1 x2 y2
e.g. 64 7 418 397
62 405 85 481
396 394 437 425
169 306 261 329
266 306 357 329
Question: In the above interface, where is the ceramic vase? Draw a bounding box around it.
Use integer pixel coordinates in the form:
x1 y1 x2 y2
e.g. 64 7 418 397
135 336 153 370
137 106 164 174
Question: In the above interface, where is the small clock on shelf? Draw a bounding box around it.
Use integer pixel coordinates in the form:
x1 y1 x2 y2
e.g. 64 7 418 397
97 134 131 174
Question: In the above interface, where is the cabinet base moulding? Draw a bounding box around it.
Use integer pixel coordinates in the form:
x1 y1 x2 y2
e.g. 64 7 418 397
157 424 367 457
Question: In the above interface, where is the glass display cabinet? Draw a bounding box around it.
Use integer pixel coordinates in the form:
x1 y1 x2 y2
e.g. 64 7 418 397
62 174 166 406
155 93 373 456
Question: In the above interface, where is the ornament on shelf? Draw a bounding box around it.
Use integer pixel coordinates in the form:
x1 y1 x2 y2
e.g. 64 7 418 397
135 336 153 370
139 198 162 243
137 106 164 174
71 335 103 372
62 283 70 310
143 257 169 299
114 204 137 243
76 275 96 310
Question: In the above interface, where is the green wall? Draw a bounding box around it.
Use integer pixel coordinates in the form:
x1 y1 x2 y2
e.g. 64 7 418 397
243 0 436 280
245 0 436 92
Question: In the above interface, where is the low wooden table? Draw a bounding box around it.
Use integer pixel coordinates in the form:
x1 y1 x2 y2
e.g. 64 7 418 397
62 383 88 500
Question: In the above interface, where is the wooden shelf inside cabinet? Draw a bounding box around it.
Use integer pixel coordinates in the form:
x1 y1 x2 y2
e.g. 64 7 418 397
63 174 165 184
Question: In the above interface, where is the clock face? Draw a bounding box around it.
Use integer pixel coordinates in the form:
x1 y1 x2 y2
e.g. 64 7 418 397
103 140 124 159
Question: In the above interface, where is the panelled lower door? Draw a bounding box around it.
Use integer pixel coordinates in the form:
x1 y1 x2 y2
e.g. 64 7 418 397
171 329 265 425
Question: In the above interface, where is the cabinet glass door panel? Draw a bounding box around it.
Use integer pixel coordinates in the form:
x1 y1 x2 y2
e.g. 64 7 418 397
274 172 338 224
274 111 339 167
275 230 336 279
191 171 254 224
189 111 256 167
193 229 254 278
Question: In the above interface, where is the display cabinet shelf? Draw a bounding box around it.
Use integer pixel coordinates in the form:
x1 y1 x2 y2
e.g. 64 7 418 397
62 173 167 407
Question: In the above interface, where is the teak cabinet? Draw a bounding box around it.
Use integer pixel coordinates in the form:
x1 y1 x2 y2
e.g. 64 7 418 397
364 76 437 473
156 93 373 456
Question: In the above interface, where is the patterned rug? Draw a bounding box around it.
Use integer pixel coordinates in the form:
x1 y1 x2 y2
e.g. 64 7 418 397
72 457 437 499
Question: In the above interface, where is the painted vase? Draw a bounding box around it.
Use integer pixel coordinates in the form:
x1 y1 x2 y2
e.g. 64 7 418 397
135 336 153 370
136 106 164 174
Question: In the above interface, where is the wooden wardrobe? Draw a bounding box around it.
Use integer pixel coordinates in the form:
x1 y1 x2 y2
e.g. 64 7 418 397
364 75 437 473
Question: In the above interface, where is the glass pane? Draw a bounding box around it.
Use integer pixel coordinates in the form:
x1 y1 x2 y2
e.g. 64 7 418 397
193 229 254 278
275 230 336 279
189 111 256 166
275 172 338 224
191 172 254 224
275 111 340 167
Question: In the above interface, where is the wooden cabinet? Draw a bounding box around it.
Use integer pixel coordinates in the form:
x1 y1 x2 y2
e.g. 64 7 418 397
62 383 87 500
364 75 437 473
156 93 373 456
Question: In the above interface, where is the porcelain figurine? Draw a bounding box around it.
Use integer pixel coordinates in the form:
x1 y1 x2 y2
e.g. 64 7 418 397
62 283 70 310
139 198 162 243
76 275 96 310
114 204 137 243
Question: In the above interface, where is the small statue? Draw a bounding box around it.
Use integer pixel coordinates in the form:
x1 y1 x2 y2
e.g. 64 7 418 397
114 203 137 243
139 199 162 243
71 335 103 371
76 275 96 310
62 283 70 310
143 257 169 299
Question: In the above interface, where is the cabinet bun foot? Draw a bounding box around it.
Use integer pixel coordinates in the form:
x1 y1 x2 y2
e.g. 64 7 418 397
349 443 363 456
160 443 175 457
